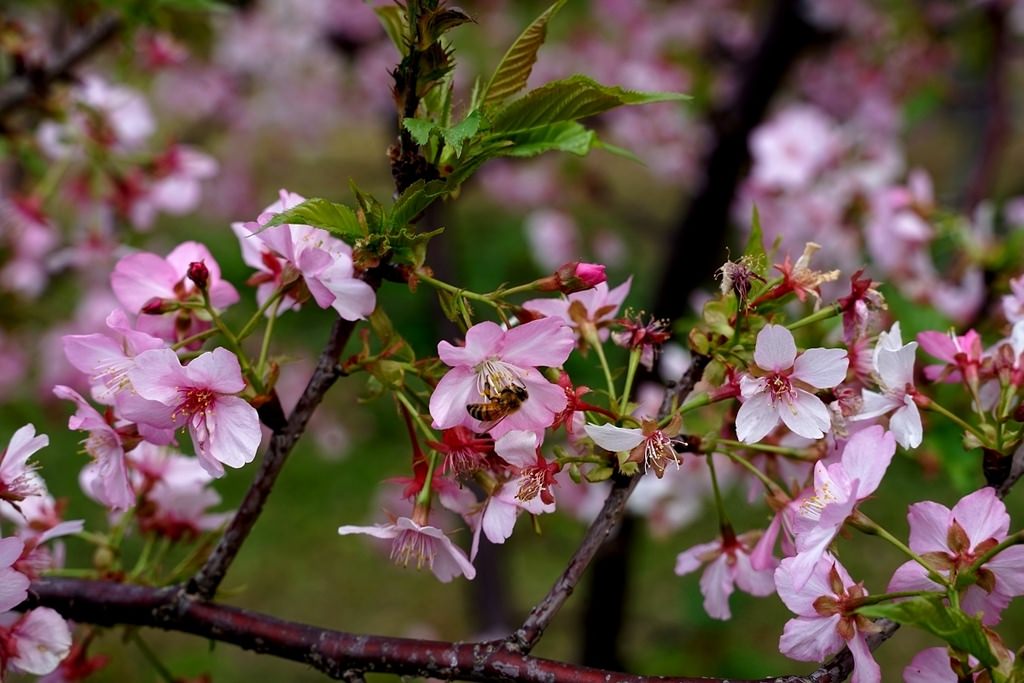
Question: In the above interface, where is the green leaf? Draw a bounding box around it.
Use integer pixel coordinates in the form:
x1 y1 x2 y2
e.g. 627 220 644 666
403 117 436 146
745 205 767 264
585 465 614 483
388 179 448 229
373 5 408 56
491 75 688 133
260 198 363 242
390 226 445 269
593 139 643 163
493 121 595 157
858 596 996 667
443 110 481 151
479 0 566 109
349 180 385 233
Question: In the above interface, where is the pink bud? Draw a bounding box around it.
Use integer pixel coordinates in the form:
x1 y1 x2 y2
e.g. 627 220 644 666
541 261 607 294
187 260 209 290
573 262 607 287
141 297 171 315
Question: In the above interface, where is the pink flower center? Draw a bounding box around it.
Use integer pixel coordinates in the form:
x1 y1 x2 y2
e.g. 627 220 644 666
175 387 217 419
765 372 795 404
390 529 437 570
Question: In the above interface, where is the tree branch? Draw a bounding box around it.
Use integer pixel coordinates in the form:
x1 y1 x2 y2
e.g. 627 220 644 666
963 3 1011 211
508 354 711 654
184 314 364 601
0 14 122 120
29 577 809 683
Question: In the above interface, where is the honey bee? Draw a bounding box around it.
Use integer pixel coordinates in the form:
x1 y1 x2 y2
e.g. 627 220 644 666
466 384 529 429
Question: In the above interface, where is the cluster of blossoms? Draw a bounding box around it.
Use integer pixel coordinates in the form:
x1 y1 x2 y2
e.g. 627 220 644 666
0 426 77 678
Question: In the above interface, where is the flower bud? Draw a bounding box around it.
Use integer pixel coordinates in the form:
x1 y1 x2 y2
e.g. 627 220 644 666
537 261 607 293
141 297 172 315
187 260 209 291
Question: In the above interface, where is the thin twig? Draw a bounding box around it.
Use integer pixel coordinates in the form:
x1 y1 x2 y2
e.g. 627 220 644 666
508 354 711 654
184 314 365 601
0 15 122 119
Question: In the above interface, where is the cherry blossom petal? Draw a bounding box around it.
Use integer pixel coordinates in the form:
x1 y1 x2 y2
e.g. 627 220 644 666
852 389 901 421
838 426 894 497
950 487 1008 549
732 551 776 596
482 497 519 544
735 392 779 443
584 423 646 452
779 615 845 662
960 583 1009 626
337 523 400 540
437 322 504 366
184 348 246 394
876 342 917 390
428 367 479 430
205 396 261 471
699 554 735 620
3 424 48 474
903 648 958 683
793 348 849 388
324 275 376 321
889 400 923 449
674 540 720 576
500 316 575 368
776 554 839 615
754 324 797 371
0 565 29 612
985 545 1024 595
779 390 831 439
905 501 951 554
521 297 571 323
111 253 176 311
494 430 539 469
129 349 189 404
8 608 72 675
886 561 939 594
847 633 881 683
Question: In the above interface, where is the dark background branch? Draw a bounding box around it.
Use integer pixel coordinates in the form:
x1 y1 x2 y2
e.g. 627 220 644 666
0 14 121 121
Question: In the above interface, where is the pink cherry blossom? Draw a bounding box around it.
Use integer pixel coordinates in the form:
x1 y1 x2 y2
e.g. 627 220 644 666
110 242 238 345
0 608 72 677
124 348 261 477
429 317 574 438
749 105 839 191
522 279 632 343
128 145 219 230
887 487 1024 626
52 385 134 511
338 516 476 583
473 430 557 556
675 530 776 620
61 308 165 405
584 418 683 478
788 426 896 588
37 75 154 158
0 535 28 613
231 189 375 321
775 554 880 683
1002 275 1024 323
121 443 231 539
736 324 849 443
850 322 922 449
0 424 47 504
917 329 984 384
